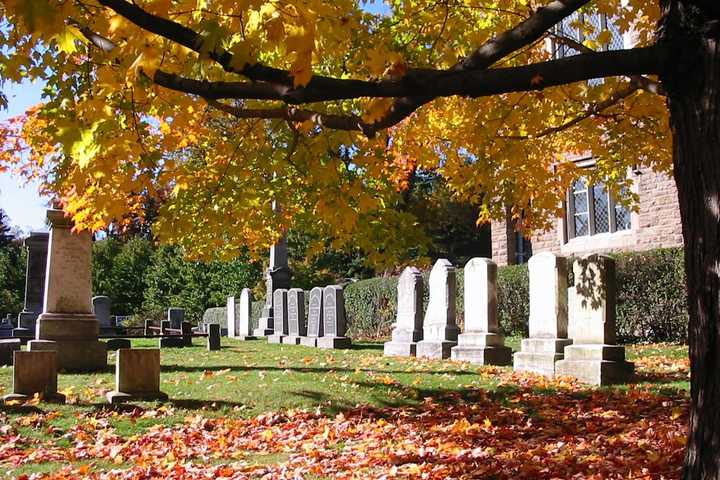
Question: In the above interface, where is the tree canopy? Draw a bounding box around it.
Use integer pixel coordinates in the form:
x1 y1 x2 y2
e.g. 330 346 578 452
0 0 669 268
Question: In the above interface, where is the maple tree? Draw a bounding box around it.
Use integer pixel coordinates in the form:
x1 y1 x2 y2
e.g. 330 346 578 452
0 0 716 477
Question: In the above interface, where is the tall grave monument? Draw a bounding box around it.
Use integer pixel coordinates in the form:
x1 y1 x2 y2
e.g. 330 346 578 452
283 288 306 345
556 254 634 385
300 287 324 347
513 252 573 376
451 258 512 365
417 259 459 359
28 209 107 371
228 289 255 340
14 232 49 338
384 267 424 356
254 236 292 337
317 285 352 349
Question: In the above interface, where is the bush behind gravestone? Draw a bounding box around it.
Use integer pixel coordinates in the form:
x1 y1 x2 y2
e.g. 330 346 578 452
344 248 688 344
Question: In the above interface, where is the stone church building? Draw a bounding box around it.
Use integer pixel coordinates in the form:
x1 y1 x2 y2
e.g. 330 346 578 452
490 163 683 266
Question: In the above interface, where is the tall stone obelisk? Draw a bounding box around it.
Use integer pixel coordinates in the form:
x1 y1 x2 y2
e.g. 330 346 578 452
253 235 292 336
13 232 49 338
28 209 107 371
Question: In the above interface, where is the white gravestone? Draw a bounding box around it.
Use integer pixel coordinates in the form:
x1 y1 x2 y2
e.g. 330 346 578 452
556 254 634 385
300 287 324 347
28 209 106 371
417 259 459 359
282 288 306 345
226 296 237 338
451 258 512 365
267 289 288 344
513 253 573 376
317 285 352 349
384 267 424 357
235 288 255 340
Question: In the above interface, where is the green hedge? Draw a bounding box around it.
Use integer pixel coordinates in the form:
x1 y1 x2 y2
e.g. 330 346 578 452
344 247 688 344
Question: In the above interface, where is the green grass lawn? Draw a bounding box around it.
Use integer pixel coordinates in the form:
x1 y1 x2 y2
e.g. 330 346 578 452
0 338 690 478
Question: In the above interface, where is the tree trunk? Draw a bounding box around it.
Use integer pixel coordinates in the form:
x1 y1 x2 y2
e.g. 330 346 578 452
661 2 720 478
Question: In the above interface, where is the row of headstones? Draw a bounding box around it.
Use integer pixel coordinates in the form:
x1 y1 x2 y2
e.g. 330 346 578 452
384 253 634 385
226 286 352 349
1 348 167 405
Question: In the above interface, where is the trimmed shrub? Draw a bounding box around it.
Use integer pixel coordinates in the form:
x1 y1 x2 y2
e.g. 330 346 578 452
344 247 688 344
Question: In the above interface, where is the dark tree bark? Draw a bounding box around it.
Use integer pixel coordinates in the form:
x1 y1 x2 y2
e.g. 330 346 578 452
660 1 720 478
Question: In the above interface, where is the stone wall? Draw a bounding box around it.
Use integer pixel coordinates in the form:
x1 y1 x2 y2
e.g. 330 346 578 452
491 167 683 265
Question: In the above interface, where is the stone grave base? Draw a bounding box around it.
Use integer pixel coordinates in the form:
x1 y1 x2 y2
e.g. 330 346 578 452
383 341 417 357
28 339 107 371
451 345 512 365
0 339 21 365
281 335 302 345
555 344 634 385
513 338 573 377
299 337 318 347
253 317 273 337
317 336 352 349
12 328 33 341
106 390 168 404
3 392 66 404
159 337 185 348
267 334 285 344
416 340 455 359
231 335 257 341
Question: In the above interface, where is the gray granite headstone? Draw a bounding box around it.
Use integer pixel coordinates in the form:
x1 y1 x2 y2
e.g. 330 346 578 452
300 287 324 347
14 232 48 337
282 288 306 345
268 289 288 344
167 308 184 330
317 285 351 349
0 315 14 337
92 296 112 327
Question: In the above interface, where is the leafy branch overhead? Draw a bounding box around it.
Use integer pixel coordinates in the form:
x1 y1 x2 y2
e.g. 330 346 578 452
0 0 671 263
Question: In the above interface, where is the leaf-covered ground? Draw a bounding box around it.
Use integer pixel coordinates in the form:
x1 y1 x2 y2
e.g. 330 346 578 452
0 339 689 479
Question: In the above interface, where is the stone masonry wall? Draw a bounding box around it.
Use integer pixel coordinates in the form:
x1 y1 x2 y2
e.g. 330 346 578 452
491 167 683 265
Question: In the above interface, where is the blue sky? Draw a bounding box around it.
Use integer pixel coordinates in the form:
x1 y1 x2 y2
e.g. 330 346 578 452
0 0 390 233
0 79 48 232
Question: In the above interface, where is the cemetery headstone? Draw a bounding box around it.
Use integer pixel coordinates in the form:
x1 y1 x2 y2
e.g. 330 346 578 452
282 288 306 345
255 237 292 336
267 289 289 344
0 339 21 366
300 287 324 347
451 258 512 365
181 321 193 347
513 252 573 376
317 285 352 349
226 296 237 338
144 319 152 336
27 209 106 371
0 314 14 337
106 349 168 403
93 296 122 335
417 259 459 359
207 323 221 351
555 254 634 385
106 338 132 351
14 232 49 339
237 288 256 340
384 267 424 357
3 350 65 404
167 308 185 330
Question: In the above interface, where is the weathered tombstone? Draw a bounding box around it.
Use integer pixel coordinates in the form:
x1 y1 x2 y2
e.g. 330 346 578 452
27 210 106 371
417 259 459 359
317 285 352 349
144 319 152 336
226 296 237 338
3 351 65 404
300 287 324 347
254 237 292 337
160 320 171 335
14 232 49 339
236 288 256 340
181 321 193 347
513 253 573 376
92 296 121 335
384 267 424 356
106 338 132 351
0 339 21 365
451 258 512 365
0 314 14 337
267 289 289 344
556 254 634 385
207 323 221 351
167 308 184 330
106 349 168 404
282 288 306 345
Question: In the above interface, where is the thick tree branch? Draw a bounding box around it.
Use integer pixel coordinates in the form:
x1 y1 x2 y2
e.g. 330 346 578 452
205 99 370 134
